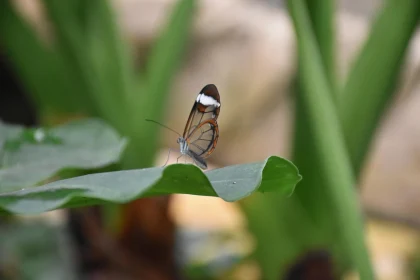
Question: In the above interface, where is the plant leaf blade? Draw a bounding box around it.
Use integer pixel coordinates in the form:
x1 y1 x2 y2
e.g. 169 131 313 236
0 156 301 214
0 119 127 192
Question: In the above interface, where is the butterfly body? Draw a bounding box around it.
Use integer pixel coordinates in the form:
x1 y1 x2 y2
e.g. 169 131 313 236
177 84 221 170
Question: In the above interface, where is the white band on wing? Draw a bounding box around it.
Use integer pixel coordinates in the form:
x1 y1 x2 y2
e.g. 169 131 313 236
196 93 220 107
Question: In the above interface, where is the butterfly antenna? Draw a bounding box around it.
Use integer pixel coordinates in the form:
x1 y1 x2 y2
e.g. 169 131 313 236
145 119 181 137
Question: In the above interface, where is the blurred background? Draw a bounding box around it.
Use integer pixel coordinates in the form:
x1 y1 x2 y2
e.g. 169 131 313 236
1 0 420 279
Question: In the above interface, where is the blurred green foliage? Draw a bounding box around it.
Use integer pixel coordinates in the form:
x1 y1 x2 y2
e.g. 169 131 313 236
0 0 194 170
0 0 195 276
1 0 419 279
240 0 420 279
0 119 126 192
0 222 76 280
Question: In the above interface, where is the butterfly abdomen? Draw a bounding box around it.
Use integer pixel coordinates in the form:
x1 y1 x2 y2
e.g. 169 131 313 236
187 150 208 169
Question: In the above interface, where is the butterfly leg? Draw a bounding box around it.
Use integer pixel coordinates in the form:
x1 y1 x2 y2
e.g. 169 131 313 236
176 154 183 164
161 148 172 168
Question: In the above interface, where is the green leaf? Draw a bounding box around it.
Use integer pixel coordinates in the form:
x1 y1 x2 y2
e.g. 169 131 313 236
0 156 301 215
207 156 299 200
0 1 89 114
83 0 136 127
305 0 337 96
0 119 127 192
286 0 374 278
123 0 195 169
340 0 420 174
0 223 76 279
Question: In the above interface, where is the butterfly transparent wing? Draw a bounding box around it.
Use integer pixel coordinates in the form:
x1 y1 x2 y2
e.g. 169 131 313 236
186 150 208 169
183 84 220 139
187 119 219 159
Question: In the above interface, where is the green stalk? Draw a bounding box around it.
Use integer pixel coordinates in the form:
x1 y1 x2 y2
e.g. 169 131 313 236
0 1 90 114
305 0 337 96
83 0 135 116
287 0 373 278
43 0 111 120
340 0 420 174
292 0 337 235
239 1 338 278
122 0 195 169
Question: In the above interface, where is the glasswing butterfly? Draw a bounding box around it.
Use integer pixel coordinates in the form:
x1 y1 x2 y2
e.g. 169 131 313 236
146 84 220 169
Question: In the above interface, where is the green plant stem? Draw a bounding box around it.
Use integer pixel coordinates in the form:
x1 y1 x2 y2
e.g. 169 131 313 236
43 0 125 126
122 0 195 169
293 0 337 235
83 0 135 120
305 0 337 97
239 1 338 278
287 0 373 278
0 1 89 114
340 0 420 175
